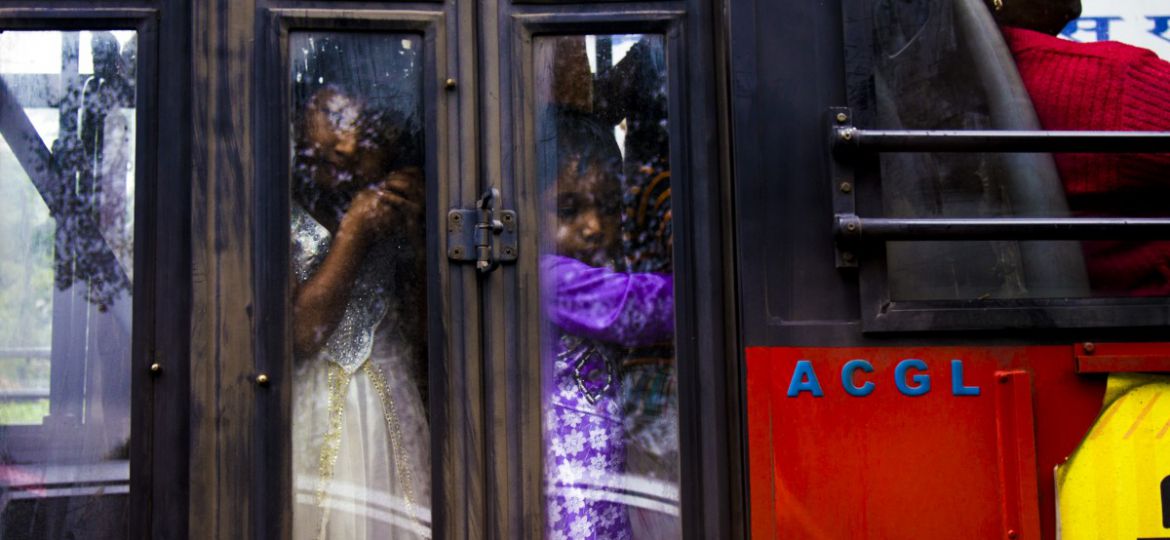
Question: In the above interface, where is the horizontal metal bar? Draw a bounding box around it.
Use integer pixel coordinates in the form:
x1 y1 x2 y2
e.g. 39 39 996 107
0 347 51 359
0 389 50 401
835 215 1170 241
836 128 1170 153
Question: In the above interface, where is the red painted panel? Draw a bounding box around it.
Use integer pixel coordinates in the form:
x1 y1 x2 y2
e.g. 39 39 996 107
746 346 1107 540
994 370 1041 540
1075 341 1170 373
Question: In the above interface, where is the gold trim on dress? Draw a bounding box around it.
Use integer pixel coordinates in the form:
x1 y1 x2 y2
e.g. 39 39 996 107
314 362 352 540
363 361 417 522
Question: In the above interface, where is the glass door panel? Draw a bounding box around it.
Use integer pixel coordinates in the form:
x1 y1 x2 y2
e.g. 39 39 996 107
0 29 137 539
533 33 681 539
287 31 431 539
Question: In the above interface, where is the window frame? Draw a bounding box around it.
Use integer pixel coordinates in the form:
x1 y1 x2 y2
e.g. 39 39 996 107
0 8 153 455
257 8 462 539
0 7 168 540
498 8 739 538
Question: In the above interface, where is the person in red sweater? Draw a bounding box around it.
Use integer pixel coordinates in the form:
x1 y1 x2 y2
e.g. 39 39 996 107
989 0 1170 295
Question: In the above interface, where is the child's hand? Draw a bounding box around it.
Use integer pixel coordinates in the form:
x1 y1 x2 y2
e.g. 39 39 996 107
341 167 422 241
382 167 424 238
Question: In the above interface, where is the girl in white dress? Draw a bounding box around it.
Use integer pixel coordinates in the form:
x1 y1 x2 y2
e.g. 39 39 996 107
290 84 431 540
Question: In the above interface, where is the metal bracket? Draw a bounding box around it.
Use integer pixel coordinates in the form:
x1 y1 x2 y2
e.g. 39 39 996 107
828 107 859 268
447 188 518 273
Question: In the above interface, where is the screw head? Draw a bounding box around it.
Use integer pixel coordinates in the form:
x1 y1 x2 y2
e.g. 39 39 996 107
846 223 857 232
835 112 848 123
149 363 161 374
445 78 457 90
840 129 853 141
840 182 853 193
1082 342 1096 354
256 374 270 386
1007 529 1018 539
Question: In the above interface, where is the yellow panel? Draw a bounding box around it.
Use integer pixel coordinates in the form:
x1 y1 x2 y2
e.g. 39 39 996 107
1056 374 1170 539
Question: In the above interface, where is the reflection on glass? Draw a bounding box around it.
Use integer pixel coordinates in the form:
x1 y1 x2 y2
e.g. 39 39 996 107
536 35 679 539
995 0 1170 297
288 32 431 540
858 0 1080 301
0 30 136 538
858 0 1170 300
856 0 1165 299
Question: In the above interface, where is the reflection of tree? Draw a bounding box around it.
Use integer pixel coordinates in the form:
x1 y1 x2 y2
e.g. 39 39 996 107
0 32 135 489
50 32 136 307
0 32 136 309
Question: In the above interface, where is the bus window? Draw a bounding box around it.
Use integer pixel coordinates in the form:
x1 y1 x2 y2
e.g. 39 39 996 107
287 32 431 539
1005 0 1170 298
849 0 1170 301
0 29 136 538
534 34 681 539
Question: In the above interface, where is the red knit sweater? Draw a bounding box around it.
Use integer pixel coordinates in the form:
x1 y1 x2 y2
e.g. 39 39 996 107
1002 27 1170 296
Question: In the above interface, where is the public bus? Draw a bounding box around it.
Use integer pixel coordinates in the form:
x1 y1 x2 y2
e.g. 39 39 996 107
0 0 1167 537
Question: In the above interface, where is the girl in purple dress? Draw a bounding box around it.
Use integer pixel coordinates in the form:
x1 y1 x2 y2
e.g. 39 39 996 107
540 108 675 540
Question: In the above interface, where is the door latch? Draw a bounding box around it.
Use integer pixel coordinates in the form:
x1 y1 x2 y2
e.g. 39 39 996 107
447 188 518 273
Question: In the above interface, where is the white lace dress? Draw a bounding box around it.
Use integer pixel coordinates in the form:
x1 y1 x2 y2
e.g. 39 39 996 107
291 205 431 540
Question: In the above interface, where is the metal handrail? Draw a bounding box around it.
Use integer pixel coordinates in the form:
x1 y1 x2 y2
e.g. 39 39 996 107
835 128 1170 153
835 214 1170 241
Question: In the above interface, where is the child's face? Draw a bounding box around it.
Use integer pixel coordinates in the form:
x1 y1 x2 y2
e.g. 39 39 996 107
301 88 382 193
546 156 622 267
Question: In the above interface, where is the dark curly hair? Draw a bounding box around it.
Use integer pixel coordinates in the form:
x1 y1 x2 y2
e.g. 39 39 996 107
290 33 423 211
536 106 623 194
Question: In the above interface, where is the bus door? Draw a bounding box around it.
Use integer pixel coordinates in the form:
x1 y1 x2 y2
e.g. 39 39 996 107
730 0 1170 537
179 0 735 539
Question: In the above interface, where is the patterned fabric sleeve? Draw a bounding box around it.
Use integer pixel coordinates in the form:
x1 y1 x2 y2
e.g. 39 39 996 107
291 204 328 284
540 254 674 348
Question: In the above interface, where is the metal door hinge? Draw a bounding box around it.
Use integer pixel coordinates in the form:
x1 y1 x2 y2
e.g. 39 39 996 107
447 188 518 273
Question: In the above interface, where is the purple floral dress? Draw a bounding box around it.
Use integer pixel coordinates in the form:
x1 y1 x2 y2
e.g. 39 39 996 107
541 255 674 540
